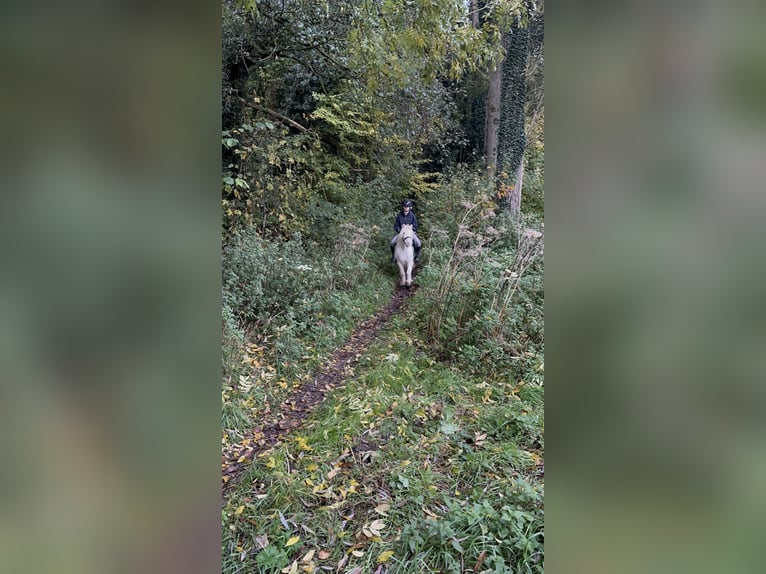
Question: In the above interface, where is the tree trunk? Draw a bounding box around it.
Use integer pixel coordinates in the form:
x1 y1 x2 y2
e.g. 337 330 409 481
508 155 523 215
483 37 505 176
497 17 529 214
470 0 480 28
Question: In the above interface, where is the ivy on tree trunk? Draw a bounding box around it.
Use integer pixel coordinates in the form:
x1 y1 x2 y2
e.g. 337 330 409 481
497 15 529 215
484 40 504 177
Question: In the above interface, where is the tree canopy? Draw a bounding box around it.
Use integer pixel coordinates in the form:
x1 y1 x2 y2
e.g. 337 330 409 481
222 0 543 236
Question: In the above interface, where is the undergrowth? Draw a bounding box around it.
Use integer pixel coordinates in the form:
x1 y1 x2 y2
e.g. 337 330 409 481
222 168 544 573
221 222 392 446
412 170 544 384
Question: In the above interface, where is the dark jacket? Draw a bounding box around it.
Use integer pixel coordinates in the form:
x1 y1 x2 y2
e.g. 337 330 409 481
394 210 418 233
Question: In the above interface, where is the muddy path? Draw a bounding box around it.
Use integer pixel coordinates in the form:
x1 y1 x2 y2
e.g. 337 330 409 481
222 283 418 491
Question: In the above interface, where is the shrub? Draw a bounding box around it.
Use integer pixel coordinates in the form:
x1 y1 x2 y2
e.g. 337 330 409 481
222 229 323 324
221 223 391 380
412 173 544 382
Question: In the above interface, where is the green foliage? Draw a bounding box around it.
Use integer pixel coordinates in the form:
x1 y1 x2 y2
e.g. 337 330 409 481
222 0 355 125
223 0 543 239
221 224 392 382
310 91 381 170
222 230 322 323
221 1 543 571
221 0 487 237
222 121 342 237
523 146 544 218
221 294 247 383
411 169 544 383
347 0 493 90
311 92 378 141
253 545 289 571
401 497 544 573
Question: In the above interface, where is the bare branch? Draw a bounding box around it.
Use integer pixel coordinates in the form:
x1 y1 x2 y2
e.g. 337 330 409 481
245 101 312 133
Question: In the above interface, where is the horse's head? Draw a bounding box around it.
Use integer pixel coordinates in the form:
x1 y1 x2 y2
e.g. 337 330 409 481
399 224 413 246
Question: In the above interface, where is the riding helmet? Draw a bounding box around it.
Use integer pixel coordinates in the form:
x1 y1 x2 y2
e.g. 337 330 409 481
402 199 413 207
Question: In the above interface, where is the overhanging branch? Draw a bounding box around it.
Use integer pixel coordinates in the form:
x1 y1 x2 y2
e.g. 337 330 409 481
249 102 311 133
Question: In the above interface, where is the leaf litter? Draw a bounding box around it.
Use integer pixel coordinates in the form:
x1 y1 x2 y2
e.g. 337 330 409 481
223 285 418 490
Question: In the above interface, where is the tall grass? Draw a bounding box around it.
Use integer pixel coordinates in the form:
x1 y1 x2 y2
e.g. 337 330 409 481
412 170 544 384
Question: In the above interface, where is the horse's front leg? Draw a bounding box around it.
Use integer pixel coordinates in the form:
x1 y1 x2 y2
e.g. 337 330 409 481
397 262 406 286
406 262 413 287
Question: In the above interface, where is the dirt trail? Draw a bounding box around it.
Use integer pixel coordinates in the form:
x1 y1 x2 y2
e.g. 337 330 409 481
222 284 418 490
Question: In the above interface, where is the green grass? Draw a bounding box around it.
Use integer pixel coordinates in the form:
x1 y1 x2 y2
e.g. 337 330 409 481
222 182 545 573
221 269 393 446
222 314 544 574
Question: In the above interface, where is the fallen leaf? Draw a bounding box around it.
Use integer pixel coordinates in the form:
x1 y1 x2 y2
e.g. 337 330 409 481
369 519 386 531
280 560 298 574
295 436 312 452
351 550 364 557
473 550 487 572
254 534 269 550
278 511 290 530
319 500 346 511
374 503 390 516
377 550 395 563
317 550 331 560
234 505 245 516
285 536 301 547
302 549 316 562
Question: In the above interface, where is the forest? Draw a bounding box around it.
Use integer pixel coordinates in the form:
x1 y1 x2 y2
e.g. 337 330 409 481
221 0 544 572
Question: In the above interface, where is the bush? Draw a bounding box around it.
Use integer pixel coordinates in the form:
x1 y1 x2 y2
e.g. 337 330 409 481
222 229 323 324
221 223 391 380
412 171 544 382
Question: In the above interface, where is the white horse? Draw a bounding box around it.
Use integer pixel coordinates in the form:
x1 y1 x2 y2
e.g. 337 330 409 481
394 224 414 287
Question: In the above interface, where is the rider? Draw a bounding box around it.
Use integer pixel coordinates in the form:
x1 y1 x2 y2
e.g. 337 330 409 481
390 199 421 263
